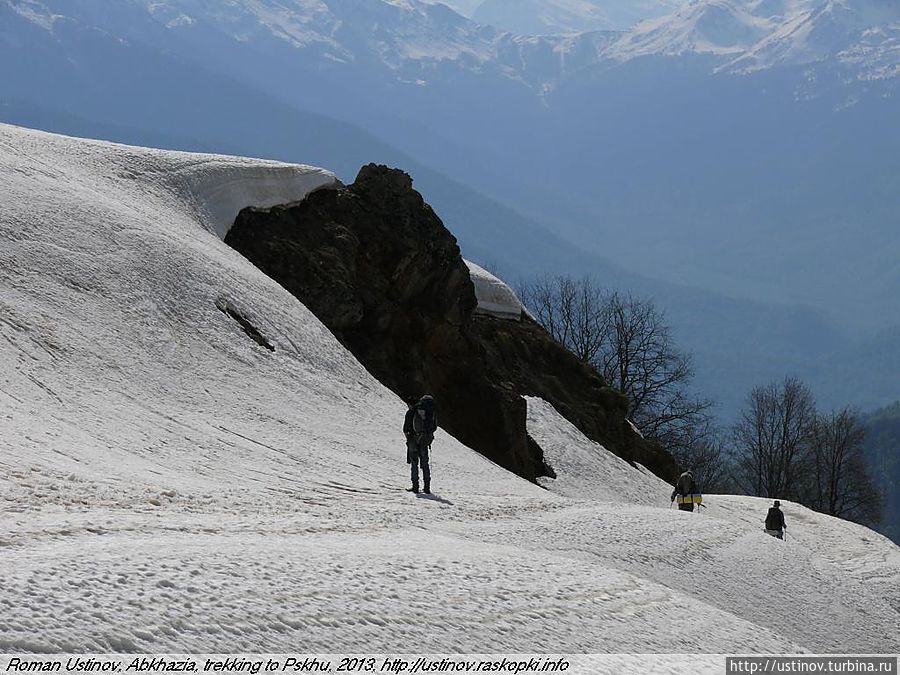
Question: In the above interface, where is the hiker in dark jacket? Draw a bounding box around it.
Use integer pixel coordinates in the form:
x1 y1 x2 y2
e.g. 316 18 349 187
404 395 436 494
671 470 697 512
765 500 786 540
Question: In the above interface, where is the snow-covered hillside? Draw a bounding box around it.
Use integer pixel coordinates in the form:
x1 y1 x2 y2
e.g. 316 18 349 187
1 124 898 654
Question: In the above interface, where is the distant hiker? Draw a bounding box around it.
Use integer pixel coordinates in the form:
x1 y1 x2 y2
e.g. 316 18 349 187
404 395 437 494
671 470 698 512
765 500 786 540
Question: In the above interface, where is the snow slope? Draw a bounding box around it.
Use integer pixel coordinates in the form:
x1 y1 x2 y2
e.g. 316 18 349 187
1 124 898 655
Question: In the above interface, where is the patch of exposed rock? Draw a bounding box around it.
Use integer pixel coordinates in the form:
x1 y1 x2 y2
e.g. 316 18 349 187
226 164 677 482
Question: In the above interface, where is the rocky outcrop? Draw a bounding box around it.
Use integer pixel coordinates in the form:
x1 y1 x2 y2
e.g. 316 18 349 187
226 164 678 482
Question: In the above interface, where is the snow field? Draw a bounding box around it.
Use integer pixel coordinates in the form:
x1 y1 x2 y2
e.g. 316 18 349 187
0 124 897 655
521 399 900 652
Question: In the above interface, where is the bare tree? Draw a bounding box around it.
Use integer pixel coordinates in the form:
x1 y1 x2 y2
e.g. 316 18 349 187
597 292 710 445
520 276 713 459
731 377 817 500
674 426 734 494
806 408 882 525
520 275 607 364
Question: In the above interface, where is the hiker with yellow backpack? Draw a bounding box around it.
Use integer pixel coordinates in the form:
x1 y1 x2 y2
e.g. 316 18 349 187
671 470 702 512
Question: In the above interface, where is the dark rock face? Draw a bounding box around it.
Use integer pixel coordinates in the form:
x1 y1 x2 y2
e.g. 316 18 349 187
226 164 677 482
470 316 671 476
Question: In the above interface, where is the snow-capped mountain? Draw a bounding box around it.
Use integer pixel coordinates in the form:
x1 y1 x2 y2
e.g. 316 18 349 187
472 0 687 34
423 0 688 33
476 0 620 35
422 0 484 17
610 0 900 77
4 0 495 72
2 122 899 654
609 0 779 58
0 0 613 92
5 0 897 88
726 0 900 75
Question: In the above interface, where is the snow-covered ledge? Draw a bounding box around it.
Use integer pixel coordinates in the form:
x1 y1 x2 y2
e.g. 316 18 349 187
465 260 525 321
177 160 339 239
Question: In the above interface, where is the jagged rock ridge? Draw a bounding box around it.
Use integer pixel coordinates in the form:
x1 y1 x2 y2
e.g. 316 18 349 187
226 164 677 482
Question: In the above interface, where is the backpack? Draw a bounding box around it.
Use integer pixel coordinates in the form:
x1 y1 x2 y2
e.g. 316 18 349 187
412 395 437 439
677 471 695 495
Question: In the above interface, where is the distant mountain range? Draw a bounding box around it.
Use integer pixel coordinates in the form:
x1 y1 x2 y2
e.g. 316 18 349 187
2 0 897 419
10 0 896 91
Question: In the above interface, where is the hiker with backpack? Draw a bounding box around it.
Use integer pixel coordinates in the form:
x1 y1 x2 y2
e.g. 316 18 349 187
404 395 437 494
765 500 786 540
671 470 698 512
